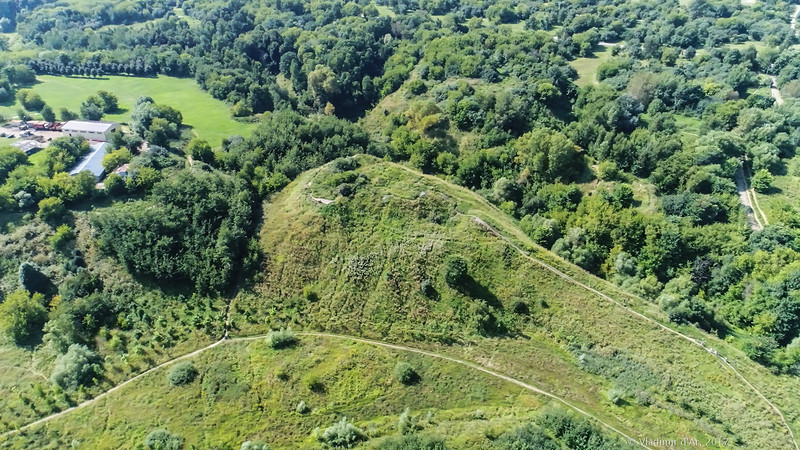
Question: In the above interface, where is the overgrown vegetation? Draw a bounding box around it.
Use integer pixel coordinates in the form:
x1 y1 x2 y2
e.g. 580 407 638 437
3 0 800 446
167 362 198 387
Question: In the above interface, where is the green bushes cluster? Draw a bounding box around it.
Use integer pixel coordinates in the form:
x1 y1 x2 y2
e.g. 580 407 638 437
50 344 101 390
266 328 298 349
168 362 198 386
317 417 368 448
145 429 184 450
393 362 418 385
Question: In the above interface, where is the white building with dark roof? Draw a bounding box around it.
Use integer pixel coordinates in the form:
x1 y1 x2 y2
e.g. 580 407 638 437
62 120 120 142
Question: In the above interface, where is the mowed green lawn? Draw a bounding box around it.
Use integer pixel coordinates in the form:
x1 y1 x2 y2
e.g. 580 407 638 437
570 46 612 87
1 75 256 146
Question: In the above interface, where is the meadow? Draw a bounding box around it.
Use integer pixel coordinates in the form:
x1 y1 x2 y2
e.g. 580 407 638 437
233 156 800 449
570 46 613 87
0 75 256 146
4 335 558 448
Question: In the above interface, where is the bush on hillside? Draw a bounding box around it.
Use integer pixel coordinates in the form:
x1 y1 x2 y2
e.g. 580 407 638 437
18 261 54 295
318 417 368 448
376 434 447 450
393 362 418 385
241 441 270 450
168 362 198 386
752 169 773 193
0 290 47 345
266 328 298 349
443 255 468 288
51 344 101 390
493 423 558 450
37 197 65 223
296 400 310 414
145 429 184 450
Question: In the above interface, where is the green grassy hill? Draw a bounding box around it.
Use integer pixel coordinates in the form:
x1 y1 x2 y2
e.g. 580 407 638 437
2 335 632 449
233 156 800 448
3 156 799 448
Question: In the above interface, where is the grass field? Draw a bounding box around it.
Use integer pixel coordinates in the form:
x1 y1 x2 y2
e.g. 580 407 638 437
571 46 613 87
758 154 800 223
0 75 256 146
4 157 800 448
4 335 609 448
229 156 800 449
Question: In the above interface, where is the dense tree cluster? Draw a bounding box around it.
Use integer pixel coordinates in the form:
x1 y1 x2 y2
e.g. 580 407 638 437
92 170 254 294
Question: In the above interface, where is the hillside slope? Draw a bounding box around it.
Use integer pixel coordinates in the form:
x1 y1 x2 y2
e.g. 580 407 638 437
5 335 598 449
232 155 799 448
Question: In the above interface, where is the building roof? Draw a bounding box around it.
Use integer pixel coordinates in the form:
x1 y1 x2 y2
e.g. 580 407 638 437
69 142 109 177
62 120 119 133
10 140 44 154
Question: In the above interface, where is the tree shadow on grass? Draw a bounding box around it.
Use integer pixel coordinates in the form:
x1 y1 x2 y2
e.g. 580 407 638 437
458 275 503 311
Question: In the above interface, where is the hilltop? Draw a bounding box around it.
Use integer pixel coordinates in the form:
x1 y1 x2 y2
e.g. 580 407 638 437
229 156 799 448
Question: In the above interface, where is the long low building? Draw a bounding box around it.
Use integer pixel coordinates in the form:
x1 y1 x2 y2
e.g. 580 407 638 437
62 120 120 142
69 141 109 179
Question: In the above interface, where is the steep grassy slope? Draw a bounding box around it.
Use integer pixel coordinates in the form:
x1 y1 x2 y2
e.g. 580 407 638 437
1 335 628 449
231 155 800 448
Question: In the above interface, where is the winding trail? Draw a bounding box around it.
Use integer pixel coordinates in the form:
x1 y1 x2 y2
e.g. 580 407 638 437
735 166 764 231
468 215 796 449
385 161 796 448
771 75 785 106
3 165 796 448
0 332 649 449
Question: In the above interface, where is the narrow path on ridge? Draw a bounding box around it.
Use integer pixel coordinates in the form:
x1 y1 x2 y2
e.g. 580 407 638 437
388 162 796 448
466 215 795 449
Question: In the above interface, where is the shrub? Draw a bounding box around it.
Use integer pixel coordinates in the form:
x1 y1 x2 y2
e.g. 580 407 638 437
38 197 66 223
168 362 198 386
0 290 47 345
145 429 184 450
420 279 435 298
494 423 558 450
512 301 530 315
397 408 417 434
296 400 310 414
393 362 418 385
318 417 368 448
241 441 270 450
49 224 75 252
596 160 620 181
303 286 319 302
377 434 447 450
752 169 773 193
266 328 298 349
443 255 468 288
332 157 359 172
51 344 101 390
104 173 126 196
304 374 325 393
18 262 54 295
606 388 625 405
